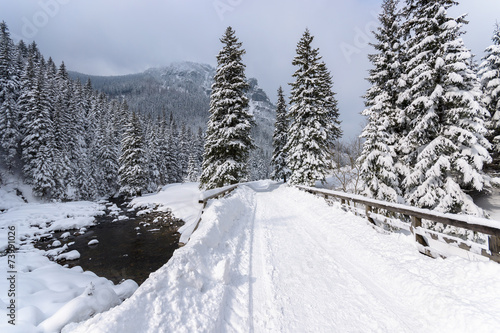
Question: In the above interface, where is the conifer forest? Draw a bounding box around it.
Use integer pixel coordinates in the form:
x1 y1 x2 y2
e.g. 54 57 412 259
1 0 500 218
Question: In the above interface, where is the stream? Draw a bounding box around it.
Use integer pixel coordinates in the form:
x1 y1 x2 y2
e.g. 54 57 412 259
35 199 184 285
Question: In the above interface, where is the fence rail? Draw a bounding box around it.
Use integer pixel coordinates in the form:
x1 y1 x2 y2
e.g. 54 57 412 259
297 185 500 263
198 184 239 205
187 184 239 241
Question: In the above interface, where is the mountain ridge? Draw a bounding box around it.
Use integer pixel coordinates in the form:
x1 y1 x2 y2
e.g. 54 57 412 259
69 61 276 159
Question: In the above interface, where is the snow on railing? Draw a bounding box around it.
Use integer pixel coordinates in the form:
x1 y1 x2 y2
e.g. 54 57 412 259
198 184 239 204
185 184 239 243
297 185 500 263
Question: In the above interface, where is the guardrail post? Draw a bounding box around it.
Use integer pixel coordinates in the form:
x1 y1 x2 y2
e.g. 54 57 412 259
411 216 428 247
489 235 500 254
365 205 375 225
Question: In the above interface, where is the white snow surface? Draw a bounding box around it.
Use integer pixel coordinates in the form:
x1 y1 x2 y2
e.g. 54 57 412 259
130 182 203 244
66 182 500 333
0 186 138 332
0 199 105 252
0 247 138 333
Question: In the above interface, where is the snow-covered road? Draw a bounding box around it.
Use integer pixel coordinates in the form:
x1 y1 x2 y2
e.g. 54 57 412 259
67 182 500 332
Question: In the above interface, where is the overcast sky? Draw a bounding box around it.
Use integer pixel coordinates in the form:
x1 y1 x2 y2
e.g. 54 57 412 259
1 0 499 139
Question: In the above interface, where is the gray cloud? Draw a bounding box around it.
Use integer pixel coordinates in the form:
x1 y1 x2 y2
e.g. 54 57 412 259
0 0 499 139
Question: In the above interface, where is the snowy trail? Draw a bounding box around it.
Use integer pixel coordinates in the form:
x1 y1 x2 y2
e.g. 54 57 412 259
67 183 500 333
249 185 418 332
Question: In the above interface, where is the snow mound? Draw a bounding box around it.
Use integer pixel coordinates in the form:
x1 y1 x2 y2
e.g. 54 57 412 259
0 200 105 251
65 185 256 332
0 249 138 333
65 184 500 332
130 182 203 243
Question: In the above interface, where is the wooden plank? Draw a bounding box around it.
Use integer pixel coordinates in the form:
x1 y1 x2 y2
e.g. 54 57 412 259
481 248 500 263
199 184 238 204
421 230 472 252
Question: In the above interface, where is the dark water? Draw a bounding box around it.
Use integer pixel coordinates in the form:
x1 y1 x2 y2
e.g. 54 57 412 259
35 199 184 285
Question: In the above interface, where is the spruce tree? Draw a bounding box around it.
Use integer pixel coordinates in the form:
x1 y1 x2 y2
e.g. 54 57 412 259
479 23 500 168
96 108 119 197
50 64 73 199
285 29 342 186
271 86 290 182
187 150 201 182
118 112 147 197
70 81 96 200
144 117 161 191
0 22 20 172
166 120 183 184
400 0 490 215
178 122 190 179
200 26 254 189
359 0 405 203
19 57 56 197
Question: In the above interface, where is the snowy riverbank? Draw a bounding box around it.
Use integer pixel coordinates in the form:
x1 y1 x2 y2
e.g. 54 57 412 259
129 182 204 244
65 182 500 332
0 185 139 332
0 182 204 332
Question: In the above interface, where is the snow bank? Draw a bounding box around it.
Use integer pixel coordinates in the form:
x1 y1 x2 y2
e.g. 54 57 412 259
130 182 203 243
67 183 500 332
0 187 26 211
0 248 138 333
0 200 105 251
65 185 257 333
0 187 138 332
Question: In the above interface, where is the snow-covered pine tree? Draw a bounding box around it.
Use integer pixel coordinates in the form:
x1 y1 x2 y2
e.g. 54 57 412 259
166 119 183 184
19 57 56 197
317 58 342 150
155 113 169 186
49 61 73 199
187 149 201 182
359 0 405 203
178 122 190 180
285 29 342 186
0 21 21 172
51 62 78 198
400 0 491 216
69 80 96 200
271 86 290 182
478 23 500 168
147 119 159 191
196 126 205 168
200 26 254 190
118 112 147 197
96 103 119 197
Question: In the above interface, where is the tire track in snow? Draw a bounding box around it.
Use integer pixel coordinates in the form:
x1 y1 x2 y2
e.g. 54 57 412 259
250 192 286 332
248 194 256 333
212 187 256 333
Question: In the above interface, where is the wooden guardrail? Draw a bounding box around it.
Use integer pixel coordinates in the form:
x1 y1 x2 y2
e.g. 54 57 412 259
188 184 239 240
297 185 500 263
198 184 239 206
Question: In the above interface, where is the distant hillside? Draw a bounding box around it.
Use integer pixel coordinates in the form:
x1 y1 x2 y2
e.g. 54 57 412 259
69 61 276 153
